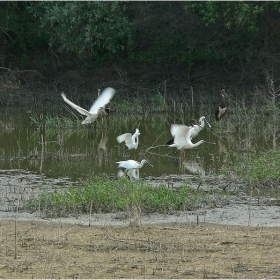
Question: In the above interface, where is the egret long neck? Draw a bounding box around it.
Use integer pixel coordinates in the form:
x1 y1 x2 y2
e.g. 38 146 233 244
199 119 205 128
139 160 146 168
192 140 204 148
132 133 139 145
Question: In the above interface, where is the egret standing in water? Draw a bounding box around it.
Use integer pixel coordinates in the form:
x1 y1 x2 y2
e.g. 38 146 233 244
61 87 116 124
117 128 140 150
215 89 228 121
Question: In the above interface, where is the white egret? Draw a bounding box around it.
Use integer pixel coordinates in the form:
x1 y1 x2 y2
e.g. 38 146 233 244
166 124 215 150
116 159 153 170
61 87 116 124
117 128 140 150
215 89 228 121
166 119 197 146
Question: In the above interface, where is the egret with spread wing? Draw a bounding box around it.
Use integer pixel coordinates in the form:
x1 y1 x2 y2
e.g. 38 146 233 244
61 87 116 124
166 119 198 146
117 128 140 150
166 124 214 150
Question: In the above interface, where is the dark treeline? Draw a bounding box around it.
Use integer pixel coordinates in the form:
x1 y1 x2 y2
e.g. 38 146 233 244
1 1 280 107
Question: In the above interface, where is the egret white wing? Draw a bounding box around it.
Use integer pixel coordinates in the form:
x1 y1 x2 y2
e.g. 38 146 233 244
116 159 139 169
88 87 116 114
170 124 190 139
117 133 132 144
61 93 91 117
123 160 139 168
191 124 201 139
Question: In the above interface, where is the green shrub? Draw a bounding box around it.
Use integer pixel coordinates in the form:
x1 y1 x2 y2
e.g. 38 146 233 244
27 174 228 217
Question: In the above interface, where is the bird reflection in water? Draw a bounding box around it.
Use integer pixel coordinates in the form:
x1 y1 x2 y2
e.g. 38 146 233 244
97 135 108 167
182 159 205 176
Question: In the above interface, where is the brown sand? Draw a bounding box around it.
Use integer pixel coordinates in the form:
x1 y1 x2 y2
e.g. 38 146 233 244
0 220 279 278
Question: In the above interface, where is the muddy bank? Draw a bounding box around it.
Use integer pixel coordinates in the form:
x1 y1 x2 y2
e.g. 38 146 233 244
0 169 279 228
1 203 280 228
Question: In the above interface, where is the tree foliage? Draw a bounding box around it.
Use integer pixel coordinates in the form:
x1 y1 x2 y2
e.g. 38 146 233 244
183 2 280 74
1 1 280 88
184 2 272 31
0 2 48 57
28 1 133 59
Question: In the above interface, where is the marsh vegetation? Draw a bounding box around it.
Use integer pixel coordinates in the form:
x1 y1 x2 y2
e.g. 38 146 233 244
0 75 279 219
1 2 280 278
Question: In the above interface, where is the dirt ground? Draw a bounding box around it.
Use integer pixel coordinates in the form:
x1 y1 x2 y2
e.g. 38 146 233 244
0 220 279 279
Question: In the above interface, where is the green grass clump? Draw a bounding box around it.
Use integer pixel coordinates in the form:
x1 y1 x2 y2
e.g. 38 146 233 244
28 175 227 217
30 114 81 128
246 150 280 184
217 150 280 187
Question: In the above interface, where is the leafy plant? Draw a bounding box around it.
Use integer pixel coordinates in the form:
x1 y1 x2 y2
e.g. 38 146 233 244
30 114 81 128
26 174 228 217
28 2 133 59
216 150 280 187
152 92 167 108
246 151 280 184
184 2 267 31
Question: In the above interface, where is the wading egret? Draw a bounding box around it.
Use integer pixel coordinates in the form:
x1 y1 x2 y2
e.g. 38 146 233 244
116 159 153 170
61 87 116 124
166 124 215 150
215 89 228 121
117 128 140 150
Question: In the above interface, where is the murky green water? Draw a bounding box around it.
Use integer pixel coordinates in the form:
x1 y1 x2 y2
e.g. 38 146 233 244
0 108 272 182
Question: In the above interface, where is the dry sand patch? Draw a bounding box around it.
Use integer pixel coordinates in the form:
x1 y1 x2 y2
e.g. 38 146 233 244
0 220 279 278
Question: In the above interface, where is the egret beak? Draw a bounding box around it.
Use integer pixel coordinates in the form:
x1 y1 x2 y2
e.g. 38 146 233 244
147 161 153 167
204 141 216 145
204 118 212 128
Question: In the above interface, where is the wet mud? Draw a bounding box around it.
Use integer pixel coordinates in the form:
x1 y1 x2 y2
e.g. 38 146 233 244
0 169 279 228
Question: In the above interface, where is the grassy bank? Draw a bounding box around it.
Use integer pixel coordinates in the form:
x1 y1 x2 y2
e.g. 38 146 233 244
25 175 229 217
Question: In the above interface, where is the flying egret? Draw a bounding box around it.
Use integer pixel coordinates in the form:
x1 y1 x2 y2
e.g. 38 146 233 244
117 128 140 150
61 87 116 124
215 89 228 121
116 159 153 170
166 119 198 146
166 124 215 150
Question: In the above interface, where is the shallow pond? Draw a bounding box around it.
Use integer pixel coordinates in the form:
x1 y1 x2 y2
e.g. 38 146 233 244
0 108 271 181
0 107 279 227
